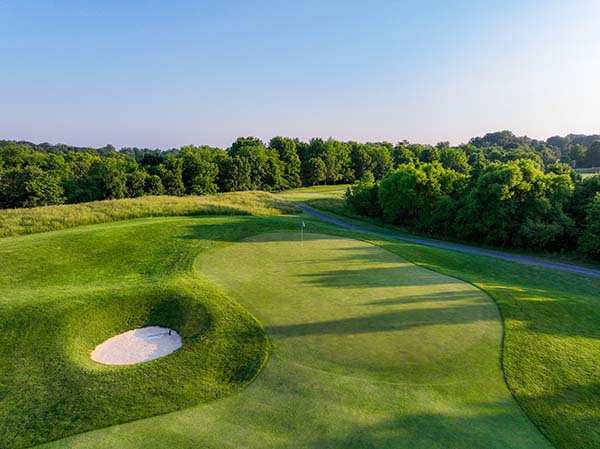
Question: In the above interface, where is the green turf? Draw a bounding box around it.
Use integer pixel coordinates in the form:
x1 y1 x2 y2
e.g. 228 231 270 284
1 206 598 448
15 221 549 449
0 217 269 448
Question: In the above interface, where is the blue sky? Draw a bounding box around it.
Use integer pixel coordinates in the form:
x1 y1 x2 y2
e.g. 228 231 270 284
1 0 599 149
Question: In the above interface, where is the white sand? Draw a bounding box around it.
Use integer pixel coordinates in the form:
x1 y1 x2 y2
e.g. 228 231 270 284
91 326 182 365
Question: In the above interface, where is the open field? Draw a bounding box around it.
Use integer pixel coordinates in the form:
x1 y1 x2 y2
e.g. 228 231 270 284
575 167 600 179
0 195 598 448
278 185 350 202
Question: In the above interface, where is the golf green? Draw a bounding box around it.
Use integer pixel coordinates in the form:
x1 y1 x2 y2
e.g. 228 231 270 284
38 228 550 448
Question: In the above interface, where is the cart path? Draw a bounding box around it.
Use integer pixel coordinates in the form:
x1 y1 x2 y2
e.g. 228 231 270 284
296 203 600 279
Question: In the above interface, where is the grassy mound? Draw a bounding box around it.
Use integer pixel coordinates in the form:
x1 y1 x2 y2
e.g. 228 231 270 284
0 218 268 448
0 191 298 238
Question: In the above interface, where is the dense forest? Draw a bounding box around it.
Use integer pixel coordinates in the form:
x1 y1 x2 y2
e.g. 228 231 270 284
1 130 600 258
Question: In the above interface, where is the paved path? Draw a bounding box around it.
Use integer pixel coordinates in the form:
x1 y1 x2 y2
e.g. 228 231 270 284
296 203 600 279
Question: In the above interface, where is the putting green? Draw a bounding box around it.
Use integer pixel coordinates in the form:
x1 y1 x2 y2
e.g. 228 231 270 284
40 230 550 448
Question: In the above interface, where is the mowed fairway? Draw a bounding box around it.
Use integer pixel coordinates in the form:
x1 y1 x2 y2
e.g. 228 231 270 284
34 227 550 449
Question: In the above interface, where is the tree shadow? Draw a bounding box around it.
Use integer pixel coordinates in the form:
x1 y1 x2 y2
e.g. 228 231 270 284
298 402 552 449
296 266 463 288
267 303 493 339
362 290 485 306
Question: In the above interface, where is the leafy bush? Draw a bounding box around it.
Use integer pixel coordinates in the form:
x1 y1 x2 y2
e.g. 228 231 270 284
345 176 382 217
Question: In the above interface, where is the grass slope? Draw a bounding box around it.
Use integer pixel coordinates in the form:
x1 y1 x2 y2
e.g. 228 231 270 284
0 191 297 237
29 222 549 448
0 217 268 448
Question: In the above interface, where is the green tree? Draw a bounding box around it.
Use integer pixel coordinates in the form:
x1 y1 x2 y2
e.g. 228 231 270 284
378 162 465 228
126 170 149 197
350 143 373 180
418 146 440 163
579 193 600 258
345 174 381 217
263 154 286 190
269 137 301 188
368 145 393 179
144 174 164 195
391 144 415 167
91 154 131 199
440 147 470 174
180 146 219 195
569 174 600 226
303 157 327 185
308 138 353 183
0 142 30 169
217 156 252 192
228 137 277 189
158 156 185 195
455 160 574 248
569 144 586 167
585 141 600 168
0 166 65 208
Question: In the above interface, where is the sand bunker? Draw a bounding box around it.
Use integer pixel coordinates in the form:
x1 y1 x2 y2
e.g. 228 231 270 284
91 326 182 365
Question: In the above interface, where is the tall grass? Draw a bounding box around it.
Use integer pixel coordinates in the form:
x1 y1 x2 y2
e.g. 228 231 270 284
0 191 298 238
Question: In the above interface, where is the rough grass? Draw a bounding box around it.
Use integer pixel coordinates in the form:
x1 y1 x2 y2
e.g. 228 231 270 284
282 184 351 193
277 185 350 203
0 191 298 238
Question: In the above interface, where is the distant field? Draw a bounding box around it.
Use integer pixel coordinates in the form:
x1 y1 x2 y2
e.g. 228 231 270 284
277 184 350 202
575 167 600 179
283 184 351 193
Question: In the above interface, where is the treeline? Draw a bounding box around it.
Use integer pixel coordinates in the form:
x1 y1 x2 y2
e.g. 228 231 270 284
1 130 600 258
0 135 397 208
345 132 600 260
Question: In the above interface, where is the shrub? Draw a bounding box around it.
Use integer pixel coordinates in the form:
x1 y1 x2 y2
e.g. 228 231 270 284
345 176 382 217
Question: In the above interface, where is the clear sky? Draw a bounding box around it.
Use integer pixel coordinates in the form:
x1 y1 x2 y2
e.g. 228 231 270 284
1 0 599 149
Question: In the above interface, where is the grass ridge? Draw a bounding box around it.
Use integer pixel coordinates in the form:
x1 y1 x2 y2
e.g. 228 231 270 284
0 191 298 238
